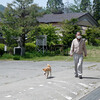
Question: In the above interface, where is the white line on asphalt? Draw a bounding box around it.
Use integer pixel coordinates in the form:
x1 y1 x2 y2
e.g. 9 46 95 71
78 83 90 88
48 82 52 84
72 92 78 95
56 91 72 100
39 84 44 87
5 95 12 98
28 87 34 90
89 83 94 86
19 92 22 94
52 80 67 83
65 95 72 100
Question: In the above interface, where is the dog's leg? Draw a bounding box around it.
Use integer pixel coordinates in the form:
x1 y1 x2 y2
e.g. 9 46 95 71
50 70 52 77
46 71 49 79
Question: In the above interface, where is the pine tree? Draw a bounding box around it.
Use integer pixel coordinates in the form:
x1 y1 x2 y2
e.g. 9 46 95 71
1 0 42 51
80 0 92 13
93 0 100 21
47 0 64 14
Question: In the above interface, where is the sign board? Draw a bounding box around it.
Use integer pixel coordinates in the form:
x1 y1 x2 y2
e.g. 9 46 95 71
36 35 47 46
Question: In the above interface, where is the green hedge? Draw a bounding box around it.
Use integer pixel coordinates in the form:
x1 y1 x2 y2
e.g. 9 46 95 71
2 53 13 59
25 43 36 52
0 43 5 56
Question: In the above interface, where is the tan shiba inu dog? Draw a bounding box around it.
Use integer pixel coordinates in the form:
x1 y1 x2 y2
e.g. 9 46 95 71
43 64 52 78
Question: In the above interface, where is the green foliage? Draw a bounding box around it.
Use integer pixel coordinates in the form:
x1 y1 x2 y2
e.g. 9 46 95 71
69 0 92 13
1 0 42 47
69 0 81 12
93 0 100 20
13 55 20 60
2 53 13 59
47 0 64 13
0 11 4 18
0 4 5 12
29 24 60 47
86 27 100 46
1 25 18 46
0 43 5 56
25 43 36 52
62 19 81 47
80 0 92 13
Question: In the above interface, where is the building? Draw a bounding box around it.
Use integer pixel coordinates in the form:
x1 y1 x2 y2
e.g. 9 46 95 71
37 12 98 34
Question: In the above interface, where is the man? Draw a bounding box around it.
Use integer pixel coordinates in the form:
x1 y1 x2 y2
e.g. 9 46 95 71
70 32 87 79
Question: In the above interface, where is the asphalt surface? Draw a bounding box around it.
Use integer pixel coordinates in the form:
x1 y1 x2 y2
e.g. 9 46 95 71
0 61 100 100
80 87 100 100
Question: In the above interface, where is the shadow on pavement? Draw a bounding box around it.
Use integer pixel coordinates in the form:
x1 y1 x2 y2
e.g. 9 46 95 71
47 76 55 79
83 77 100 79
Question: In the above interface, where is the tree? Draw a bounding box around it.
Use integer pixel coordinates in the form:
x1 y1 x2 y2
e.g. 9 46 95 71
86 27 100 46
47 0 64 14
0 4 5 12
62 19 81 47
28 24 60 47
1 0 42 49
93 0 100 21
69 0 81 13
0 11 4 18
80 0 92 13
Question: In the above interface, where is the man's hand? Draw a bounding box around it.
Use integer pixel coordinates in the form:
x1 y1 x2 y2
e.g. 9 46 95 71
70 55 73 57
84 54 87 57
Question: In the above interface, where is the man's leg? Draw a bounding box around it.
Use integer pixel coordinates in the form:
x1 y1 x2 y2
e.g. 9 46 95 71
77 54 83 79
73 54 78 77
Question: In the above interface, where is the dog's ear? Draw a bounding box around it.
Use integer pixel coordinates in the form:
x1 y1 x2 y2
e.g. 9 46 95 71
43 69 46 71
47 64 51 67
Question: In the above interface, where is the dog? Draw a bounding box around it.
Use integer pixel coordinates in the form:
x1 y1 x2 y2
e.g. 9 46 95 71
43 64 52 79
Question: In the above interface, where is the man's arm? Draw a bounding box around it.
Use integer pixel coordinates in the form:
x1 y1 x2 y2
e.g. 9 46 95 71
83 41 87 56
70 40 74 56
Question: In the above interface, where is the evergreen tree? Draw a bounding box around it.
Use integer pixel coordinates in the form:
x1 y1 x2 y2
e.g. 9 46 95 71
1 0 42 52
47 0 64 14
93 0 100 21
80 0 92 13
69 0 81 13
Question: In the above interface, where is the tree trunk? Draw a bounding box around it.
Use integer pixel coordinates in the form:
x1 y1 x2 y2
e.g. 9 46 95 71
21 34 25 55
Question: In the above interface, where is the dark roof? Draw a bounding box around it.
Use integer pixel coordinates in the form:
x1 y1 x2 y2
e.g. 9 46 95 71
37 13 87 23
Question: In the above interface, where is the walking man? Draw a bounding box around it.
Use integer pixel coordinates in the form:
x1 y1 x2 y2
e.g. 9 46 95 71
70 32 87 79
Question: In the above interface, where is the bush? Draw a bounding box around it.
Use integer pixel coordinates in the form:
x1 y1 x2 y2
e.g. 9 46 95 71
13 55 20 60
2 53 13 59
8 47 13 54
24 52 33 58
28 24 60 47
95 39 100 46
0 44 5 56
25 43 36 52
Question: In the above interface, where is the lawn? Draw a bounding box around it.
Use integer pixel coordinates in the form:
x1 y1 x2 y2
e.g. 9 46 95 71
0 45 100 62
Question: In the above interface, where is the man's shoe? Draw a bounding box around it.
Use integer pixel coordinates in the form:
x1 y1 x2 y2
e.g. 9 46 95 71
79 75 82 79
75 74 78 77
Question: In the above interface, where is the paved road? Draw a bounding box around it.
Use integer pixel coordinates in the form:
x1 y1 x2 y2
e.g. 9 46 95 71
0 61 100 100
80 87 100 100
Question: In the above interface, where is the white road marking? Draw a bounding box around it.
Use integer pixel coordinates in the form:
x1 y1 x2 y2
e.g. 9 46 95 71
52 80 67 83
29 87 34 90
5 95 12 98
19 92 22 94
72 92 78 95
39 84 44 87
48 82 52 84
89 83 94 86
78 83 90 88
65 95 72 100
56 91 72 100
